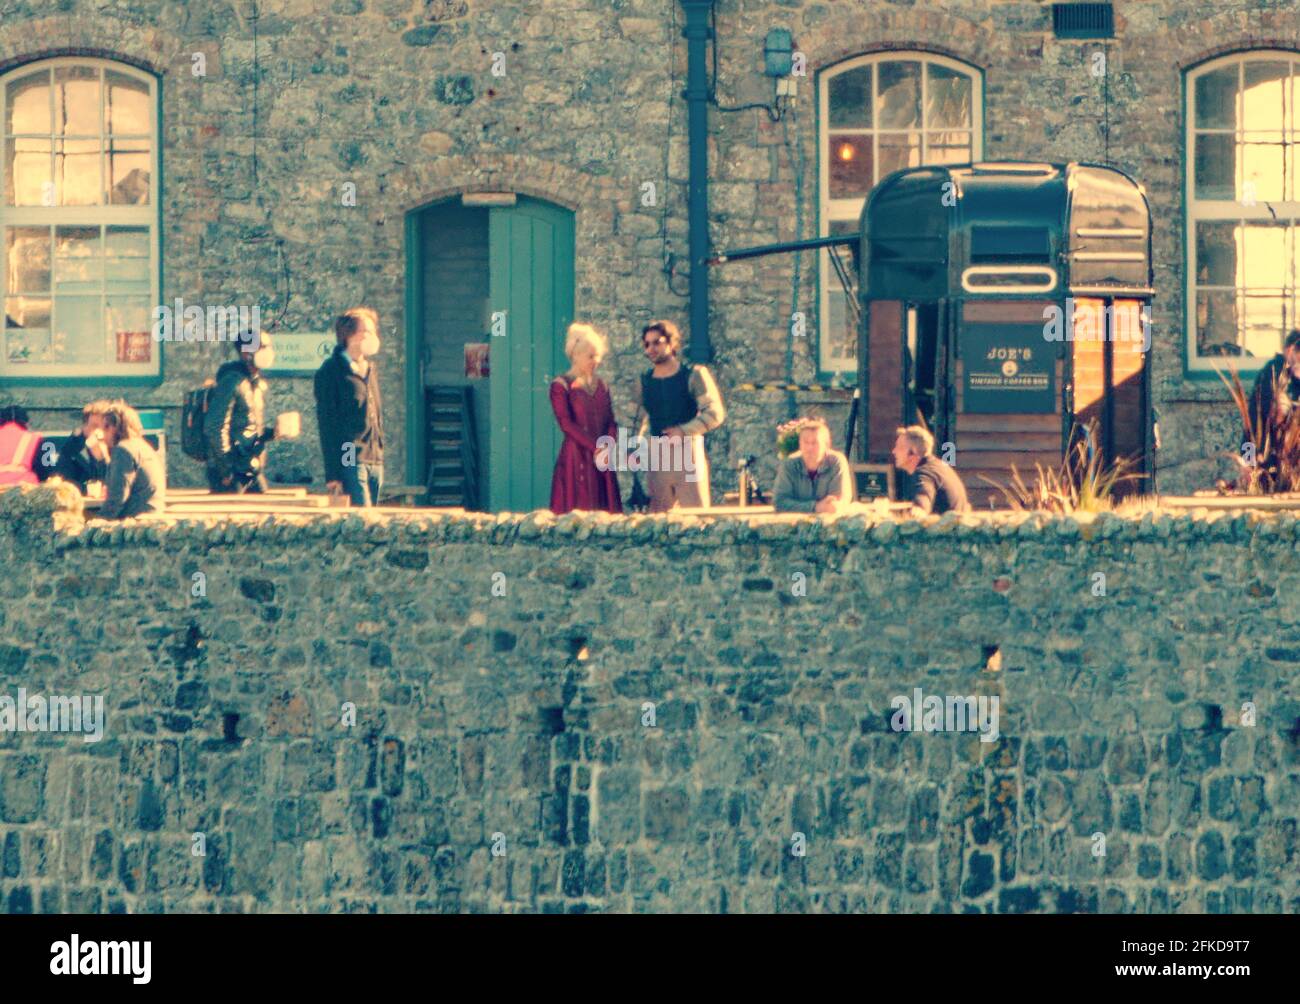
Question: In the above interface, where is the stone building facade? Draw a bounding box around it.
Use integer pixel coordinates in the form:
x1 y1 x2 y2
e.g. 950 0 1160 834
0 0 1297 499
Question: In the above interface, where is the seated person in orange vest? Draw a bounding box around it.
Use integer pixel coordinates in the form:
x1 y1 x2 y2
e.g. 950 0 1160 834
773 417 853 514
0 405 45 487
50 399 112 494
891 424 969 515
98 400 166 519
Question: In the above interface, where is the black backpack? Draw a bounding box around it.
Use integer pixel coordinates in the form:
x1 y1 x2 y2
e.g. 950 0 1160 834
181 379 216 461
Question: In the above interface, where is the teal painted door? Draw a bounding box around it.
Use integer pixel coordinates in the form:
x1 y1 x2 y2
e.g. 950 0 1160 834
488 199 575 512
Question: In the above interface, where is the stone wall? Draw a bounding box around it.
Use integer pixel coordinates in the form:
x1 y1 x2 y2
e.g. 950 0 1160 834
1 1 1297 497
0 484 1297 913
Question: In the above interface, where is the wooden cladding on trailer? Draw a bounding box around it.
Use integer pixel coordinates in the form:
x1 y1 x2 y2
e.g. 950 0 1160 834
1072 297 1108 432
1069 297 1148 480
954 375 1064 508
957 300 1063 507
961 300 1050 324
867 299 904 461
1109 299 1148 476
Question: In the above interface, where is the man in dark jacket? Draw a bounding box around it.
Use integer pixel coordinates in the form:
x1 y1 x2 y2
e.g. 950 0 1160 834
1246 329 1300 453
48 400 112 492
314 307 385 506
204 330 280 493
892 424 970 515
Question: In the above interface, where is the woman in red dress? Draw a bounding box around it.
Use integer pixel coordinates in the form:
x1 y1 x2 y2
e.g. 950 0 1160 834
550 323 623 514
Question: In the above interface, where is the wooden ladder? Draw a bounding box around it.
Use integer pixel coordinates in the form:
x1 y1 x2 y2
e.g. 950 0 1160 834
425 385 481 509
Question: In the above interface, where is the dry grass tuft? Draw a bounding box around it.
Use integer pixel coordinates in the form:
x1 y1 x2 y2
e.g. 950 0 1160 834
980 420 1145 514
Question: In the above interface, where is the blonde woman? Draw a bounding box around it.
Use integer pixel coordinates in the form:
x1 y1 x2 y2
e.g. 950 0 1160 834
98 400 166 519
549 323 622 514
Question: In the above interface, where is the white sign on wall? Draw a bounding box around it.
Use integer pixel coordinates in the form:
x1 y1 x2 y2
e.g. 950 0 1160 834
264 332 336 375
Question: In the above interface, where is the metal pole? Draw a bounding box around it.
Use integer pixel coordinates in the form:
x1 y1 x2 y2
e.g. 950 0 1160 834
706 234 857 265
680 0 714 363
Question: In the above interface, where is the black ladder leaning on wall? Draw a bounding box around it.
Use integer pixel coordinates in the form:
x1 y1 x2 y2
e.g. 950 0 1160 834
425 385 480 509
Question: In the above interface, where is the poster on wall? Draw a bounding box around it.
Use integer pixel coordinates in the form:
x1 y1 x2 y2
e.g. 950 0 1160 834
116 330 152 364
465 343 489 379
962 322 1057 414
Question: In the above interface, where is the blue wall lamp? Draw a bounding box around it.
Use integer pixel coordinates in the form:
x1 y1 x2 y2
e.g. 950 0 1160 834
764 28 793 77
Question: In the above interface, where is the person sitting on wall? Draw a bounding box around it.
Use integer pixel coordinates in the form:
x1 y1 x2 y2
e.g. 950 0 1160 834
49 399 113 494
0 405 46 487
204 329 292 494
892 424 969 516
1245 328 1300 458
773 416 853 515
99 400 166 519
315 307 386 507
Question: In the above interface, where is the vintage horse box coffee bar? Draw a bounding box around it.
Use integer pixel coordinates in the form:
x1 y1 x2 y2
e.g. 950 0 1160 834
712 161 1156 506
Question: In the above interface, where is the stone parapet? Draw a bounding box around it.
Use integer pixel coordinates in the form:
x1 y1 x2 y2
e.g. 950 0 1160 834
1 486 1297 913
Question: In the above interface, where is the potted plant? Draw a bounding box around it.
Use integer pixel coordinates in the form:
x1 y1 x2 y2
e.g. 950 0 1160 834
776 418 817 459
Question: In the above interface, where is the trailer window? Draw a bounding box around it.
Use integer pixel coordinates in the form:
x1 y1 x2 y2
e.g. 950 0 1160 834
961 267 1058 294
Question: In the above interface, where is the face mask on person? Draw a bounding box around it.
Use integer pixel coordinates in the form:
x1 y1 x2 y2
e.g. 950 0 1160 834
252 346 275 370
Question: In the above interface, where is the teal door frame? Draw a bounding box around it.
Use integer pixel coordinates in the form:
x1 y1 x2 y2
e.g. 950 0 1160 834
404 208 427 488
404 196 575 510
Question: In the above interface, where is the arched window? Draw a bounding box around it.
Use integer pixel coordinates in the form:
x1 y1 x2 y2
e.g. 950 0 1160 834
1 57 158 381
1186 51 1300 372
818 52 982 374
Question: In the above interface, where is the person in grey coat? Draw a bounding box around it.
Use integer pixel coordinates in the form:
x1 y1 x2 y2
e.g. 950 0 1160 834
773 417 853 514
99 400 166 519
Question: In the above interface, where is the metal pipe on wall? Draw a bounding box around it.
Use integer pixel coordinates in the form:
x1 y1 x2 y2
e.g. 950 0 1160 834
679 0 714 363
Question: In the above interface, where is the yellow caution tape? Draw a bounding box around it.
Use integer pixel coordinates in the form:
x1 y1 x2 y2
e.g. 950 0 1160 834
734 383 848 393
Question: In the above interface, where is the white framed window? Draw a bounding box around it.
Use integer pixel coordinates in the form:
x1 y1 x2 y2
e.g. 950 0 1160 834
1186 51 1300 373
1 57 158 380
818 52 982 374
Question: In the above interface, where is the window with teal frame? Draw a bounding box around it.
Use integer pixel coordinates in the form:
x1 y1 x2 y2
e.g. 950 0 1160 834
818 52 983 375
1186 51 1300 373
1 57 159 381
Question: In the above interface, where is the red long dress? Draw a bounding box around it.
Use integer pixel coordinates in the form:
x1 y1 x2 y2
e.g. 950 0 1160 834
549 376 622 514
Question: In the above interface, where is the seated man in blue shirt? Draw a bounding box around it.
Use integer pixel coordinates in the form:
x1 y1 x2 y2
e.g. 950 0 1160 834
773 417 853 514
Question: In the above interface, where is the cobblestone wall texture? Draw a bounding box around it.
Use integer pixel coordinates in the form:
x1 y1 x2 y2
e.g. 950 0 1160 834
1 485 1297 913
1 1 1298 497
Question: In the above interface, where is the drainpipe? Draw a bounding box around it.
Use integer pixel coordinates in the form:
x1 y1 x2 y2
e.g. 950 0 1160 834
679 0 713 363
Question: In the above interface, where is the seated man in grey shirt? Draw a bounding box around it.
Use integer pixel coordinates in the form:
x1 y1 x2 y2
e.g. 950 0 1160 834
98 400 166 519
773 417 853 514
